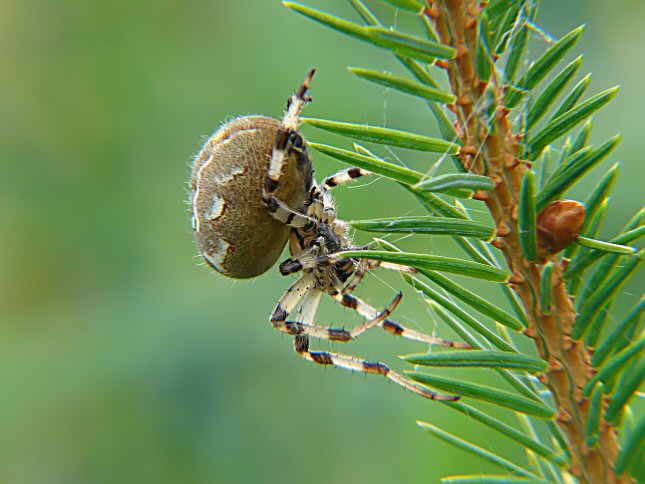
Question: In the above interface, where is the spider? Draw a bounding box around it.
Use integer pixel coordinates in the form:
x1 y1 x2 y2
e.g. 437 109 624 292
190 69 467 400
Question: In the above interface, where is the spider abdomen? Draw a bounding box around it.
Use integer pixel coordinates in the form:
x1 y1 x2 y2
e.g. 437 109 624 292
190 115 312 278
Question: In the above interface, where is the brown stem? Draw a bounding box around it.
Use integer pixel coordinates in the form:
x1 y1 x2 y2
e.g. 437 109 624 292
431 1 630 482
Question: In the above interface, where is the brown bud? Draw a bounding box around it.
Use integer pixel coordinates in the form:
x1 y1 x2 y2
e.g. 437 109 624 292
536 200 586 258
460 145 478 157
509 272 525 284
524 327 538 339
497 221 511 237
557 409 573 423
473 190 489 201
424 4 440 19
456 94 473 106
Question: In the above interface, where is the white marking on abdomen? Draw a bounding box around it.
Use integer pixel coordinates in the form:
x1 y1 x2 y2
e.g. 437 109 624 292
214 165 245 185
191 150 216 233
203 237 230 274
191 128 256 233
208 195 226 220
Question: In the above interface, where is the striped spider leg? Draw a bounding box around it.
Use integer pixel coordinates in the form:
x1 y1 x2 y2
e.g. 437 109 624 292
271 273 459 400
279 250 470 349
307 166 373 223
261 68 317 231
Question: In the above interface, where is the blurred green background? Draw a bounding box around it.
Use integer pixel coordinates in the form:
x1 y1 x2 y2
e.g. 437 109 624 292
1 0 643 482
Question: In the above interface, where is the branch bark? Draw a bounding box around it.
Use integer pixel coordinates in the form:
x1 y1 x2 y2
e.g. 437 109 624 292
428 1 630 482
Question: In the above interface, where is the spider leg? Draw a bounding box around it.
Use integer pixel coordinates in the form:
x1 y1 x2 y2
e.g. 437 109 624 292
339 258 370 295
340 258 387 295
270 266 459 400
303 166 372 223
272 281 402 342
337 260 413 296
294 334 457 400
333 292 471 349
322 167 372 190
261 70 318 231
270 273 317 320
307 183 337 223
301 166 372 234
265 196 316 229
279 235 326 276
279 247 420 277
318 252 418 275
278 253 353 276
341 257 425 295
273 283 457 401
263 69 315 204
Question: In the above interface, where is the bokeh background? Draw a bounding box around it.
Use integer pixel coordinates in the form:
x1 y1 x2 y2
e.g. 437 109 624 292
1 0 643 482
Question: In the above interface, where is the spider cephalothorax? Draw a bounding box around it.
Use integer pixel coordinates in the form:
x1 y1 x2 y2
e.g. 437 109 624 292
190 69 468 399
